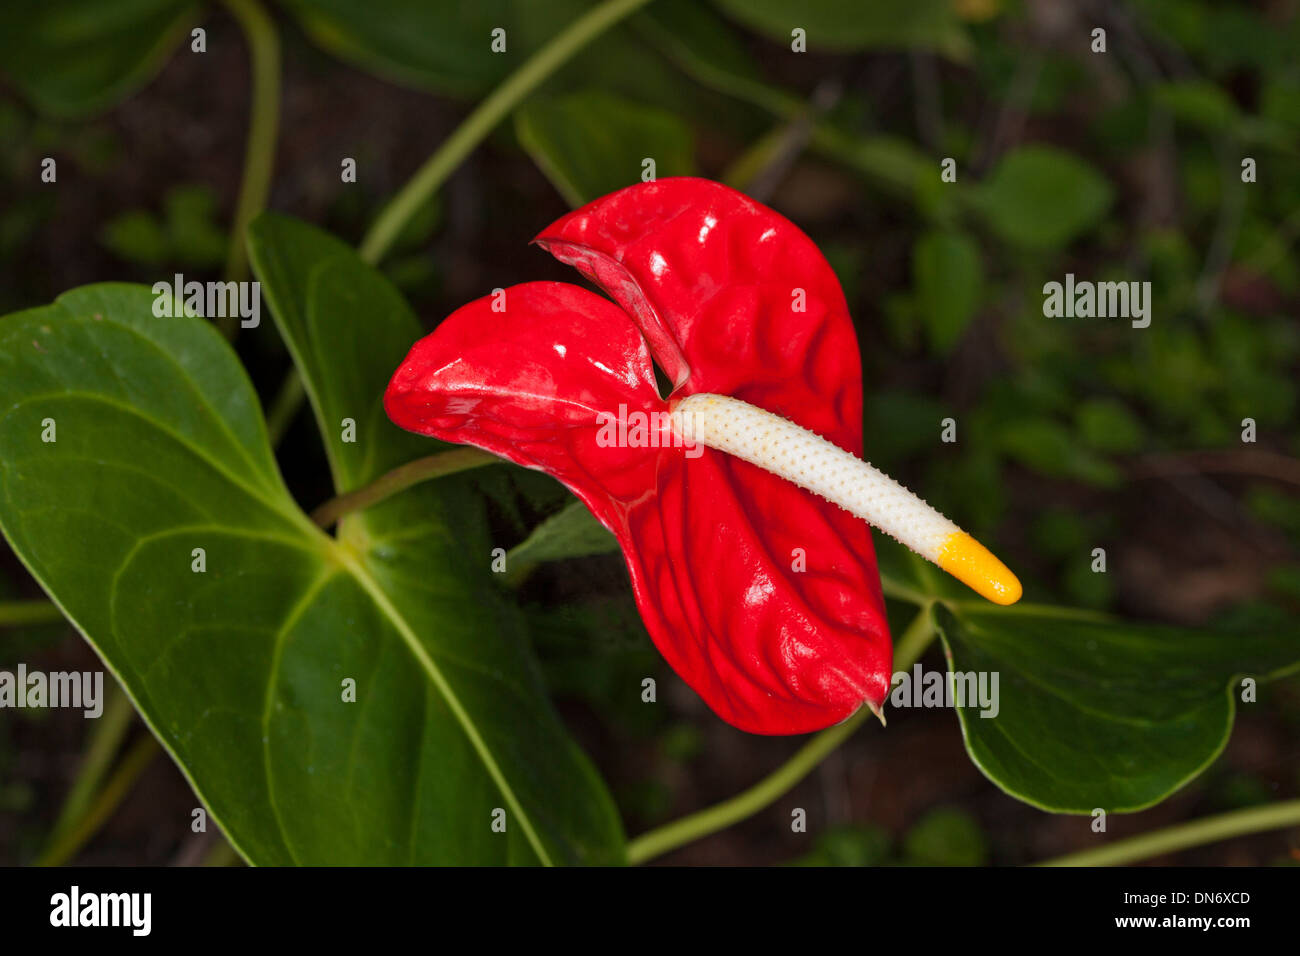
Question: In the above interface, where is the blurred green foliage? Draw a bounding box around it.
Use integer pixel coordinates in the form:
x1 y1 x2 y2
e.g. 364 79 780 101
790 806 988 866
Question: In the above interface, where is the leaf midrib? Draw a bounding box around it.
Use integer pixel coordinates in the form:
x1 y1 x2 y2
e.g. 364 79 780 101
335 547 554 866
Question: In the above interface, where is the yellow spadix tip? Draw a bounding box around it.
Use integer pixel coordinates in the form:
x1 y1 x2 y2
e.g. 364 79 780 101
937 532 1022 606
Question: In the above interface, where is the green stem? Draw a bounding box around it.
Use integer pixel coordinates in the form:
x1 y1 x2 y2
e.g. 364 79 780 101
878 572 928 607
893 600 939 667
220 0 281 315
722 123 798 191
0 599 64 627
358 0 655 265
310 447 499 528
1037 799 1300 867
35 734 160 867
44 684 135 844
264 368 305 447
625 607 937 865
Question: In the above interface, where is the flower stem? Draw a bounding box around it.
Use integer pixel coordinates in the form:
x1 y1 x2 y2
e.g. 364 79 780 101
35 734 159 867
0 599 64 627
1036 799 1300 867
358 0 655 265
878 572 929 607
625 607 937 865
220 0 281 316
44 684 135 845
311 447 499 528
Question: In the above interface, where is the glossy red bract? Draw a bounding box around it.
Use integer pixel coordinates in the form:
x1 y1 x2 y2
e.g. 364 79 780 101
385 178 891 734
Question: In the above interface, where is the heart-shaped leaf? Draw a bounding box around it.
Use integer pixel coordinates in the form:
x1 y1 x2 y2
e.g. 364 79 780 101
0 283 623 864
0 0 195 118
516 91 695 207
931 602 1300 812
247 212 442 490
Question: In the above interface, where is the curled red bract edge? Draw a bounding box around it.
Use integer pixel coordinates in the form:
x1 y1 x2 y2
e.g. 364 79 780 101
385 178 891 735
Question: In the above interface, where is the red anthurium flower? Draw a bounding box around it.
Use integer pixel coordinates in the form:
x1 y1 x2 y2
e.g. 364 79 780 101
386 178 1018 735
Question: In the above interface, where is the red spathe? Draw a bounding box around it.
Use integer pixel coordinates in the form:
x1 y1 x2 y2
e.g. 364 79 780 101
385 178 891 735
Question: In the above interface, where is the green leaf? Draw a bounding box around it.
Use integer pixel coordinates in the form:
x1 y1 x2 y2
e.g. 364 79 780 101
1152 80 1241 134
100 186 227 269
99 211 170 266
637 0 803 122
969 146 1113 249
710 0 970 58
1074 398 1144 454
637 2 946 196
932 603 1300 812
636 0 771 101
789 823 892 866
811 130 935 197
863 390 950 465
516 91 695 207
278 0 517 98
0 282 623 864
524 595 661 733
912 229 982 353
162 185 228 267
507 499 618 568
0 0 195 118
247 212 438 491
279 0 694 110
901 806 988 866
997 417 1120 486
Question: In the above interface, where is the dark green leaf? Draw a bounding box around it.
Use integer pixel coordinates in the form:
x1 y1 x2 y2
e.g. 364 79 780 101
901 807 988 866
636 0 794 113
789 823 892 866
913 229 982 353
810 129 934 196
997 417 1120 487
279 0 700 112
710 0 970 57
247 212 436 491
933 603 1300 812
0 282 623 864
1074 398 1144 454
0 0 195 118
969 146 1113 249
507 499 618 568
278 0 519 98
863 390 950 466
99 211 170 266
1152 80 1240 133
100 186 227 269
516 91 695 207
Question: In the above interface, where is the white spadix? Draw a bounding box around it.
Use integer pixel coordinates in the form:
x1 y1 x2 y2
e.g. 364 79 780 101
670 393 1022 606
